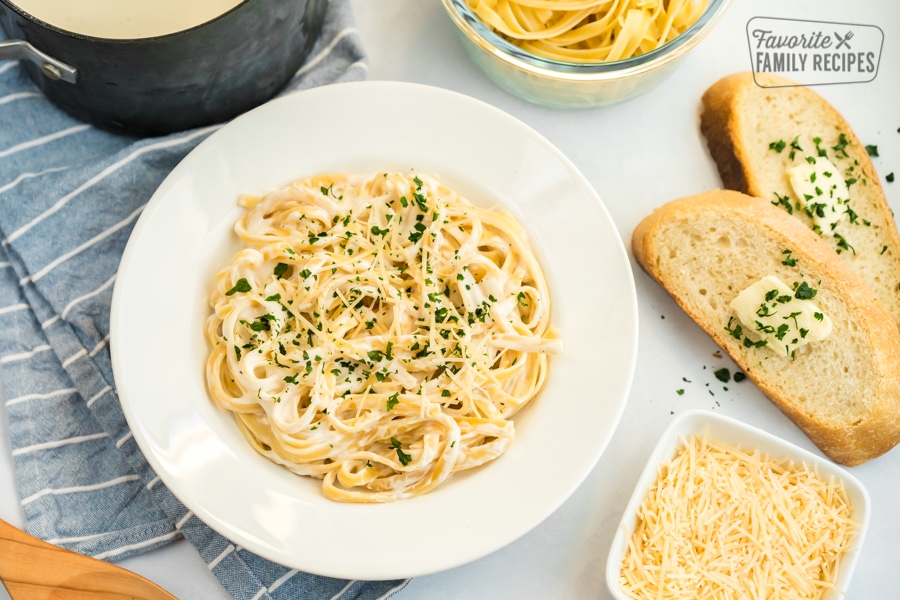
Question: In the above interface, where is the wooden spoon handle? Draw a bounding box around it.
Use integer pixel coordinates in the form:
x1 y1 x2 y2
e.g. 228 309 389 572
0 518 178 600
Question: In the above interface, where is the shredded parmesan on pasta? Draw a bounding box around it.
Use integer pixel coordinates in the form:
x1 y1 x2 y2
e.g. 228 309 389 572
468 0 710 63
620 434 857 599
205 172 559 502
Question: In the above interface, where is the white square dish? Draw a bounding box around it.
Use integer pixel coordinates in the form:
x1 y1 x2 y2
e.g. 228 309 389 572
606 409 870 600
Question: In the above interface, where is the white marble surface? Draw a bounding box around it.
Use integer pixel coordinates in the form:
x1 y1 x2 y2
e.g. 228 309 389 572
2 1 898 598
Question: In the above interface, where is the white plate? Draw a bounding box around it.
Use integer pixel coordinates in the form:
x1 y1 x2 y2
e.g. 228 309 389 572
110 81 638 580
606 410 870 599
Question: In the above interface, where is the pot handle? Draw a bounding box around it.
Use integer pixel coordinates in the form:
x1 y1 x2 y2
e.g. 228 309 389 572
0 39 76 83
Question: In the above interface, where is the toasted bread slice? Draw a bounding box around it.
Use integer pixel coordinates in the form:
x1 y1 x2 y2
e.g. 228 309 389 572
633 190 900 466
700 72 900 329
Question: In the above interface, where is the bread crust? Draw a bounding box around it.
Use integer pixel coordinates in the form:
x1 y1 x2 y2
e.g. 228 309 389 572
700 72 900 329
633 190 900 466
699 73 753 194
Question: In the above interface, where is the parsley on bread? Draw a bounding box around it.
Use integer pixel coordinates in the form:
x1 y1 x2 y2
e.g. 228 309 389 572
700 72 900 328
632 191 900 466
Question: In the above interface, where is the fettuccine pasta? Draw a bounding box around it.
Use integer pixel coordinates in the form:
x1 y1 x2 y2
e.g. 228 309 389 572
205 172 559 502
468 0 709 63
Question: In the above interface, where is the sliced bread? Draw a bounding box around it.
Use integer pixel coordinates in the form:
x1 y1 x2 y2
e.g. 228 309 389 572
632 190 900 466
700 72 900 329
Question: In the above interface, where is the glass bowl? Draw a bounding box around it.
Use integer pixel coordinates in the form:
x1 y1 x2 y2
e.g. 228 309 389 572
441 0 733 108
605 410 870 600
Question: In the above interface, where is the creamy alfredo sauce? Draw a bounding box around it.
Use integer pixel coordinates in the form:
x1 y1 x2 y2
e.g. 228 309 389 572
9 0 245 39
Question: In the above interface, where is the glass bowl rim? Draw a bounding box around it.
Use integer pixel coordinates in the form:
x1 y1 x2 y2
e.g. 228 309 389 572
442 0 734 80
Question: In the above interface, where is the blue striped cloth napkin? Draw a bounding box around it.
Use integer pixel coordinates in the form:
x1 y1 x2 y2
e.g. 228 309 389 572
0 2 407 598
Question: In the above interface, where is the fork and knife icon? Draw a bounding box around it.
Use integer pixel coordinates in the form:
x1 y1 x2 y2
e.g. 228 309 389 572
834 30 854 49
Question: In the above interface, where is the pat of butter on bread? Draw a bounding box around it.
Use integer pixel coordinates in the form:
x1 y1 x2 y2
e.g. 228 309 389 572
730 275 833 356
632 190 900 466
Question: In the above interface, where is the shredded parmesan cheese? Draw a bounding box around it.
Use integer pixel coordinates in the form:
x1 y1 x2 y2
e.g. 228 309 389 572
620 434 857 600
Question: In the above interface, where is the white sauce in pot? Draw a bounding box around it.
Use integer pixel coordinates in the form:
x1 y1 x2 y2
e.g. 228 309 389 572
8 0 246 39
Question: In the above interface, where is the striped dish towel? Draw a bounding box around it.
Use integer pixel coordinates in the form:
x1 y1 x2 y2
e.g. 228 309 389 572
0 2 407 599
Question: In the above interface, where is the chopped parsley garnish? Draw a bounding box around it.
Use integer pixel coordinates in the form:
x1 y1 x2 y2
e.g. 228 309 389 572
234 345 242 361
225 278 252 296
386 393 399 411
788 136 802 160
834 232 855 255
273 263 289 279
390 437 412 466
768 139 786 153
320 183 343 199
264 293 281 302
772 192 793 214
784 310 803 328
414 341 431 359
408 222 426 244
413 192 428 212
887 172 895 183
725 316 743 340
774 323 790 341
832 133 851 158
733 372 747 382
243 314 275 332
755 321 776 335
793 281 818 300
813 136 827 158
865 144 879 157
713 368 730 383
781 249 798 267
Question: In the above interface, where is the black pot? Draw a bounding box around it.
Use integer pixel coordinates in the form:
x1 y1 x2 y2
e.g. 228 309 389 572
0 0 327 135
